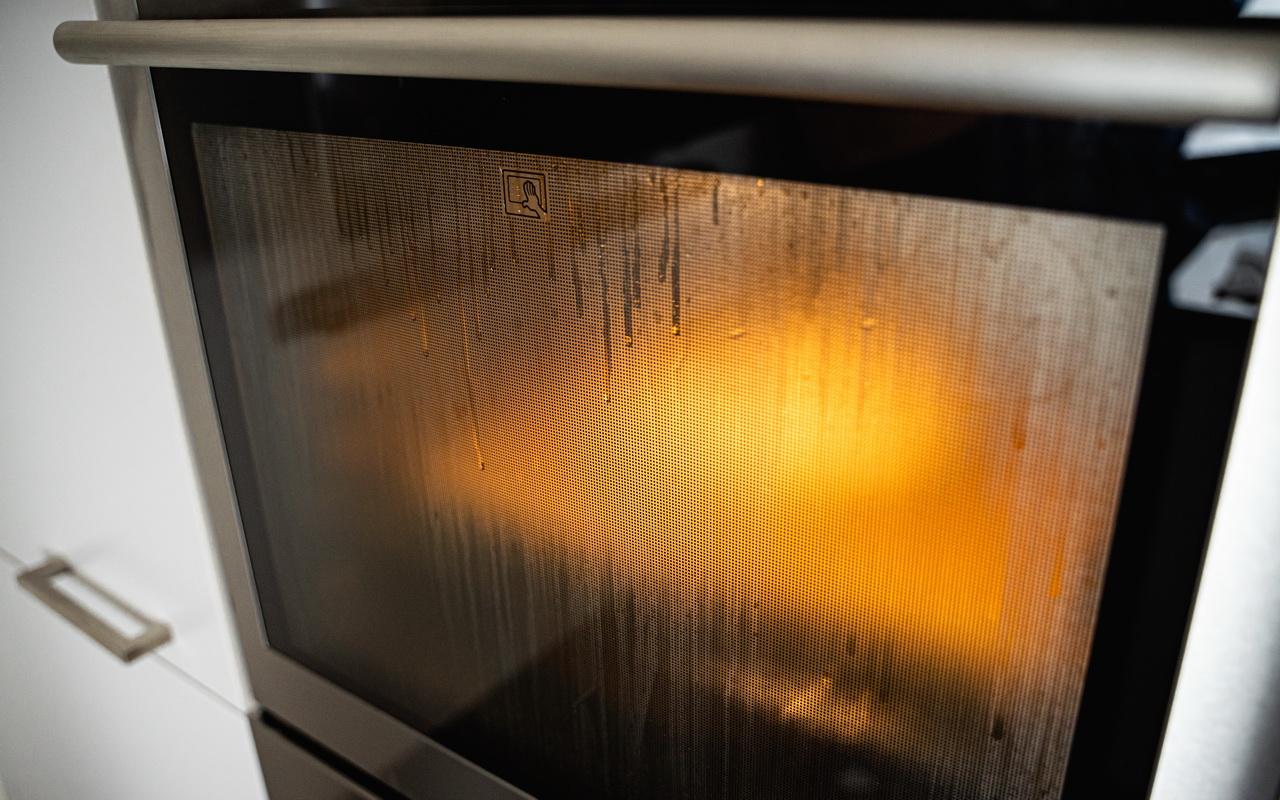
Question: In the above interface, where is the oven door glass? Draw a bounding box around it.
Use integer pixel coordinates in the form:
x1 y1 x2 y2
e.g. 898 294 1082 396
189 118 1162 799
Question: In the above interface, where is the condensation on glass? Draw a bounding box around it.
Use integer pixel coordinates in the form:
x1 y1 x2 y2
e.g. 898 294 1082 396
193 124 1162 800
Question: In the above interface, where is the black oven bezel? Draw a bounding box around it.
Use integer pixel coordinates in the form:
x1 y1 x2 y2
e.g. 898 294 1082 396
150 66 1267 799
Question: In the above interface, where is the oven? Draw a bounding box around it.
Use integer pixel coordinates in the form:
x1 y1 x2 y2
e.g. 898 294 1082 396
57 3 1280 798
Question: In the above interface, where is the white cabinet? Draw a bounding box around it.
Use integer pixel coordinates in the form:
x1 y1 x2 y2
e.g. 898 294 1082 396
0 2 266 798
0 0 251 711
0 556 266 800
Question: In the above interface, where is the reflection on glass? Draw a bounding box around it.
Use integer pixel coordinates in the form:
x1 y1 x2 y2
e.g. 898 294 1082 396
195 124 1162 799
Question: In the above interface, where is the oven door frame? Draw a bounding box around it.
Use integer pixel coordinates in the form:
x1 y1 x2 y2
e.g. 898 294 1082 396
96 6 536 799
90 1 1280 798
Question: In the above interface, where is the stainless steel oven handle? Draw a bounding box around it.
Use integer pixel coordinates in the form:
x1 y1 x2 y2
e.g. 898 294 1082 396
52 18 1280 124
17 555 172 663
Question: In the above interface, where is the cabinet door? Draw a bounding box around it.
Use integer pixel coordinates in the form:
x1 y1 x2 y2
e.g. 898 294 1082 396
0 0 249 709
0 557 267 800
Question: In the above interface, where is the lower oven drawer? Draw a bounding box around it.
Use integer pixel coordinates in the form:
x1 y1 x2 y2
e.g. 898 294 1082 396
252 716 378 800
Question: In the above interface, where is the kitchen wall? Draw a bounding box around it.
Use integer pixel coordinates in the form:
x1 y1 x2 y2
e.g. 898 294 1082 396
0 2 263 797
0 3 208 568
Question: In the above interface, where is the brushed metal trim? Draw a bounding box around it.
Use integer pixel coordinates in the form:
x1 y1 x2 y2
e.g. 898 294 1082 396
1149 221 1280 798
17 555 172 663
251 715 381 800
96 2 532 797
56 17 1280 123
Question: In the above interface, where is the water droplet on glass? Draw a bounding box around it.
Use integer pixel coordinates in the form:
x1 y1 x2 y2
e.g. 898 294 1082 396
860 317 878 330
756 178 765 188
671 324 681 336
728 327 746 340
624 334 634 347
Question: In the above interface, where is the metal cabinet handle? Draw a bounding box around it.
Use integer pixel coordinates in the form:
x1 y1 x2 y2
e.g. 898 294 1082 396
17 555 171 663
52 18 1280 124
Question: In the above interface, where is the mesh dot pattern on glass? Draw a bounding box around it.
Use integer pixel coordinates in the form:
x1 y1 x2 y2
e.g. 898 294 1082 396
193 124 1163 800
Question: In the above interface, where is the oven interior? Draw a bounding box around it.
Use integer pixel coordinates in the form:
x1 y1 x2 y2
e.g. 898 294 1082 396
152 68 1269 799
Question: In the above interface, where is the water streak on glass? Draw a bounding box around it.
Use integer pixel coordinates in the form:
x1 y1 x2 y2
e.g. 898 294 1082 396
193 125 1162 800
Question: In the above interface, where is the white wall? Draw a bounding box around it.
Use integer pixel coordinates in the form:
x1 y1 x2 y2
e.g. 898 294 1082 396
0 0 251 671
0 5 205 562
0 2 258 796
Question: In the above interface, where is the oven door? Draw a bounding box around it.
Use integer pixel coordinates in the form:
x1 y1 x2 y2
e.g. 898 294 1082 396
69 5 1280 800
